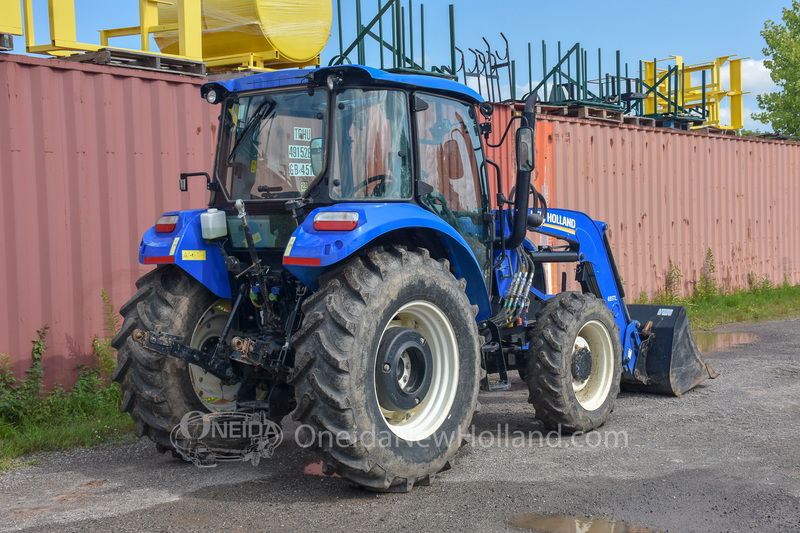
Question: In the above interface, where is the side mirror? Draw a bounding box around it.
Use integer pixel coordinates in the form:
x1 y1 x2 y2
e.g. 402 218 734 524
310 138 323 175
516 127 535 172
179 172 215 193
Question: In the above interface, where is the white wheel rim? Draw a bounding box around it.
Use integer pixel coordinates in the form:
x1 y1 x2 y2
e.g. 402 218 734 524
375 301 459 441
188 301 241 412
571 320 614 411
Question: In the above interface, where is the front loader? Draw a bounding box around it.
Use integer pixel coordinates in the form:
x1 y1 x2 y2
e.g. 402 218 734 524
112 64 717 492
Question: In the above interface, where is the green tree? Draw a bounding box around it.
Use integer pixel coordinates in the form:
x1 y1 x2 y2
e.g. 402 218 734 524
753 1 800 135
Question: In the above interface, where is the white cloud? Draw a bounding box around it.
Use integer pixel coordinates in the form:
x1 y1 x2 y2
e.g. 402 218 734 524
741 58 776 95
720 58 776 96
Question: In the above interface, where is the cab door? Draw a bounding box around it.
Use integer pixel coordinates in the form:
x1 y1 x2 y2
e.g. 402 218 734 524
413 93 492 286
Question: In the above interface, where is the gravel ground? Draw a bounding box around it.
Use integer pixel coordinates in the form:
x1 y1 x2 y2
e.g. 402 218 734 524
1 319 799 533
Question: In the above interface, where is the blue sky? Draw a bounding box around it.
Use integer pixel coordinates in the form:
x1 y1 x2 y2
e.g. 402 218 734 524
11 0 789 129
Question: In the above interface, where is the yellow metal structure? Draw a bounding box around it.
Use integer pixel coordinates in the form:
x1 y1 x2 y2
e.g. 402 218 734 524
7 0 332 71
0 0 24 35
19 0 203 60
155 0 332 69
643 55 745 130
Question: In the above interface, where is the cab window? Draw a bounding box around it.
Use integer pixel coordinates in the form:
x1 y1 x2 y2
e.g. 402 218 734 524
329 89 412 200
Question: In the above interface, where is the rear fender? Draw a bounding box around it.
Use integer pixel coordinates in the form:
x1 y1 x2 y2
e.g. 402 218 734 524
138 209 231 298
283 203 492 321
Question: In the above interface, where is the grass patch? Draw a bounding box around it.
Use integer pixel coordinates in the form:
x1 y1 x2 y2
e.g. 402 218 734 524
636 250 800 330
679 282 800 330
0 291 136 470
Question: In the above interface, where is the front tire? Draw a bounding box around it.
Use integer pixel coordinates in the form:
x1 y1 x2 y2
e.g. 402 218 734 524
524 292 622 433
289 246 481 492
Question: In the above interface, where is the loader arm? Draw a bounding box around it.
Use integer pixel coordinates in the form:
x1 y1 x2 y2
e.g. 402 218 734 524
530 208 644 377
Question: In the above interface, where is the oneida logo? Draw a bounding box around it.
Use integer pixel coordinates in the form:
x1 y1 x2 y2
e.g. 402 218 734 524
170 411 283 467
546 212 577 229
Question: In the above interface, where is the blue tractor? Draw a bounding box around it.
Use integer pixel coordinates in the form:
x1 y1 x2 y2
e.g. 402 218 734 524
112 65 717 491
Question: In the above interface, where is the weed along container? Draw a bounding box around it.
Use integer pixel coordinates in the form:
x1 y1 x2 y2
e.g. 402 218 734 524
154 0 333 64
201 208 227 240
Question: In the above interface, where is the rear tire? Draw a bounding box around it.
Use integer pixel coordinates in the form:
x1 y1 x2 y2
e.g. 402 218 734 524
111 266 253 453
289 246 481 492
524 292 621 433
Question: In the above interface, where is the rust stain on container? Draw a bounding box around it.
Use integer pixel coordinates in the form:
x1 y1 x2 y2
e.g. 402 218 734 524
487 105 800 300
0 54 217 386
542 114 800 299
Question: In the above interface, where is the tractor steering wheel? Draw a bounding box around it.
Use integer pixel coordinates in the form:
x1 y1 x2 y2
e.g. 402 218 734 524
352 174 397 197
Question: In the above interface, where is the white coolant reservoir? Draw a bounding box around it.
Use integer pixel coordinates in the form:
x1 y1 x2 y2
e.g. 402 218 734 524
201 208 227 240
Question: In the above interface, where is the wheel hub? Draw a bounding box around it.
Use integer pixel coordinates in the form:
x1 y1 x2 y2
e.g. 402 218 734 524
188 302 241 412
571 342 593 382
375 327 433 411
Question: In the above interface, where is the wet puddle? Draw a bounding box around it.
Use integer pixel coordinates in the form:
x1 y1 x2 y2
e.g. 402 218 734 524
510 514 664 532
692 332 759 354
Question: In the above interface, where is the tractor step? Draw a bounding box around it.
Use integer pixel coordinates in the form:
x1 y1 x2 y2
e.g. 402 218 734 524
484 379 512 392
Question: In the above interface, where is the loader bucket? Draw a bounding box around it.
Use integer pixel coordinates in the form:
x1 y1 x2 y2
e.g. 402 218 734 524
622 304 719 396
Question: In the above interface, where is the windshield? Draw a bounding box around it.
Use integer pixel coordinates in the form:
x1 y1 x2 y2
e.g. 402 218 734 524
217 89 327 201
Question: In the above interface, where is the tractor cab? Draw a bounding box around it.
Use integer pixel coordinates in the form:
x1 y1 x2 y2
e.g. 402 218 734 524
202 65 504 287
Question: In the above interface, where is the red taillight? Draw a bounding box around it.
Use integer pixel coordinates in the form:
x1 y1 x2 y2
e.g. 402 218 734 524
143 256 175 264
283 256 322 266
155 215 179 233
313 211 359 231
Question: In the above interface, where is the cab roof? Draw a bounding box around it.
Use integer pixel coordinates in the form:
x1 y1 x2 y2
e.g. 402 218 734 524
203 65 484 105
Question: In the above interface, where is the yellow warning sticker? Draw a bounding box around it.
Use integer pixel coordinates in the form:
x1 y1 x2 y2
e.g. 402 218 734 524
251 160 257 173
284 236 296 257
182 250 206 261
169 237 179 256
